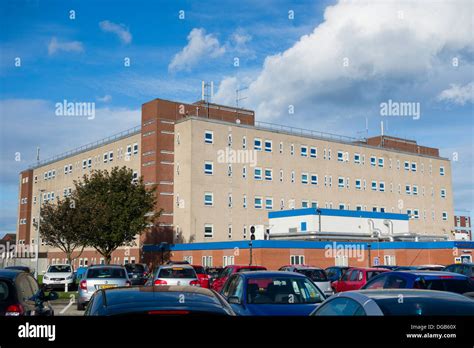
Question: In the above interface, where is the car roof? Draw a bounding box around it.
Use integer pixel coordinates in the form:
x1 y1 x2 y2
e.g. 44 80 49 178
158 264 194 270
237 271 307 278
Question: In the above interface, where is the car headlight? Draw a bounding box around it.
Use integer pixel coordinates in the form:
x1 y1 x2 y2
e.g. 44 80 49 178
43 275 49 280
66 275 72 280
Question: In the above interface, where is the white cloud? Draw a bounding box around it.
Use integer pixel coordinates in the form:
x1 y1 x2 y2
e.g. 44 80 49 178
215 0 473 120
437 82 474 105
169 28 225 72
97 94 112 102
47 37 84 55
99 20 132 44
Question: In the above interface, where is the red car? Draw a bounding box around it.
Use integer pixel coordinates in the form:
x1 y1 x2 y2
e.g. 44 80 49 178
211 265 267 292
191 265 210 288
331 267 389 293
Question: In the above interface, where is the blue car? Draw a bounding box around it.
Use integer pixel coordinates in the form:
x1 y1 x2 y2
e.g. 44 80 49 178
219 271 326 316
361 271 474 297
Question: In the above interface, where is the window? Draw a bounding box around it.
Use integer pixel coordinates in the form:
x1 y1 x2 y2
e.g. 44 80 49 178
265 197 273 210
254 197 263 209
242 136 247 149
311 201 318 208
264 168 273 181
132 171 138 183
103 153 108 163
68 164 72 173
311 174 318 185
328 149 332 160
440 166 445 176
291 171 295 183
279 170 283 182
301 173 309 184
301 200 309 208
243 194 247 208
372 207 378 212
338 177 345 188
413 209 419 219
280 199 285 210
339 203 345 210
242 166 247 178
228 134 232 146
301 222 307 231
228 193 233 208
405 185 411 195
264 140 272 152
204 192 213 206
378 158 384 168
204 224 213 238
126 145 132 156
370 156 376 166
82 160 87 169
379 182 385 192
412 185 418 196
290 255 305 265
109 151 114 162
371 181 377 191
204 161 213 175
204 131 213 144
337 151 344 162
227 164 232 177
87 158 92 168
254 138 262 151
243 226 247 239
64 165 68 174
290 144 294 155
132 143 138 155
254 167 262 180
380 207 386 213
355 179 361 190
301 146 308 157
404 161 410 171
440 189 446 198
310 147 317 158
442 212 448 221
356 205 362 211
411 162 417 172
354 153 360 164
279 142 283 153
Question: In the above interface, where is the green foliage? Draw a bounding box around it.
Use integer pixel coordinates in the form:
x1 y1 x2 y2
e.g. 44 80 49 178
73 166 158 263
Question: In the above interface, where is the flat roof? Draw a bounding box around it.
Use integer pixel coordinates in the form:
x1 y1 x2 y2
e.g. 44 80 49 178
268 208 409 221
177 116 449 161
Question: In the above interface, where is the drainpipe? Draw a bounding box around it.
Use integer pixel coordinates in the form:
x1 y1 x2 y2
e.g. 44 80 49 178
317 209 322 233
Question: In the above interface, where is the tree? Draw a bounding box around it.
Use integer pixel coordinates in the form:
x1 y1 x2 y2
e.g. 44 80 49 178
74 166 158 264
35 195 85 265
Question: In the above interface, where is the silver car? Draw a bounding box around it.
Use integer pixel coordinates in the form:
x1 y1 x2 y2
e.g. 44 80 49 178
279 265 334 297
151 265 201 287
77 265 130 310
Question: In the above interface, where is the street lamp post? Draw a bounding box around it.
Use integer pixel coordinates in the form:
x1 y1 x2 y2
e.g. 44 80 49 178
35 189 45 280
367 243 372 267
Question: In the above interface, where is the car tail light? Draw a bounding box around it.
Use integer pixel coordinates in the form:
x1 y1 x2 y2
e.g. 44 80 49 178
80 280 87 290
154 279 167 285
147 310 190 315
190 280 201 287
5 304 24 316
439 276 454 279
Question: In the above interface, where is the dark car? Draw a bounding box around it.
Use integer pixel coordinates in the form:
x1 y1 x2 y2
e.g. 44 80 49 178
443 263 474 281
362 271 474 298
219 271 326 316
124 263 149 286
0 269 58 316
166 261 190 265
325 266 350 283
191 265 210 288
5 266 32 274
206 267 224 284
311 289 474 316
84 285 235 316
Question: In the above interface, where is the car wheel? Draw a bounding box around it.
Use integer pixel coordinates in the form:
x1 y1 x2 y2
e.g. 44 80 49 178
77 302 84 311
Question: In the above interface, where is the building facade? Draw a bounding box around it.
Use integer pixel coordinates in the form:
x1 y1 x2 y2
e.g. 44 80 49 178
16 98 455 269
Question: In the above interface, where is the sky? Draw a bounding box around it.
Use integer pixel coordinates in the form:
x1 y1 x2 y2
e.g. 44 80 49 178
0 0 473 237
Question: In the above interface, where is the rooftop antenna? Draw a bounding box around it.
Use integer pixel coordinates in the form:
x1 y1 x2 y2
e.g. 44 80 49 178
201 81 214 118
36 147 40 166
236 86 248 108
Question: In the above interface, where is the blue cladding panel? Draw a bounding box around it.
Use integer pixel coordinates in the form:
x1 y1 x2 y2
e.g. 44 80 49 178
268 208 409 221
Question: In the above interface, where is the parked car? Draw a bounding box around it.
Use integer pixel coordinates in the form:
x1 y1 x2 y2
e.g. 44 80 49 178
191 265 210 288
0 269 58 316
332 267 389 292
311 289 474 316
166 261 190 265
84 285 235 316
325 266 350 283
151 265 201 287
124 263 149 286
220 271 325 316
373 265 398 270
42 264 75 290
443 263 474 280
5 266 32 274
361 270 474 298
206 267 224 285
77 265 130 310
279 265 333 297
211 265 267 293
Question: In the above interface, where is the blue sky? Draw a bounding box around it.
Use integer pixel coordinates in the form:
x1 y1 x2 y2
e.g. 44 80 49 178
0 0 473 237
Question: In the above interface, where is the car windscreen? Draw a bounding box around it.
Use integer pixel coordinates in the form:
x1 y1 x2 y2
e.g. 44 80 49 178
247 277 325 305
0 280 11 302
87 268 127 279
374 296 474 315
125 264 145 273
158 268 196 279
366 271 385 280
422 279 474 294
297 269 328 282
48 265 72 273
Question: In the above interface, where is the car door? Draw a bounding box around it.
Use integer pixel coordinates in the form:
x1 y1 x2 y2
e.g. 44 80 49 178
213 267 232 292
347 270 362 290
227 276 246 315
338 270 352 292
